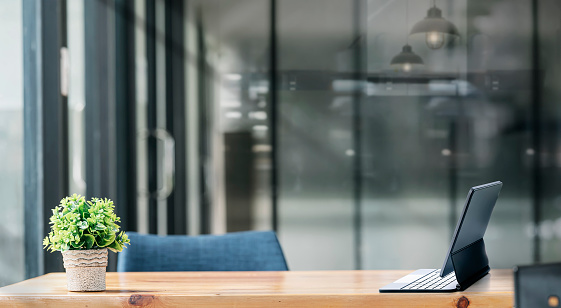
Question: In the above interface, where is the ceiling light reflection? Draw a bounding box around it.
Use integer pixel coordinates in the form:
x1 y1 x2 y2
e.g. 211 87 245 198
224 74 242 81
225 111 242 119
248 111 267 120
252 125 268 131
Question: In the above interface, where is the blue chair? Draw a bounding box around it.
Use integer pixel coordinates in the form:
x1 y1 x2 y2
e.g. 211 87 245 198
117 231 288 272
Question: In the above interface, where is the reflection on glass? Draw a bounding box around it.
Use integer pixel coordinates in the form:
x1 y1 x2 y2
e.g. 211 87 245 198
200 0 273 233
67 0 87 196
135 0 149 234
363 0 534 270
537 0 561 263
0 0 24 287
51 0 560 272
277 0 356 270
271 0 559 271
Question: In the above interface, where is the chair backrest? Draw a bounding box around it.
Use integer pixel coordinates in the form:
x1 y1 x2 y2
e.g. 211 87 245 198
117 231 288 272
515 263 561 308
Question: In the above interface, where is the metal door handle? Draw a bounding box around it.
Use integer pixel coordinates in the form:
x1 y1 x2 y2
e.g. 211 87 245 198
153 128 175 201
137 129 175 201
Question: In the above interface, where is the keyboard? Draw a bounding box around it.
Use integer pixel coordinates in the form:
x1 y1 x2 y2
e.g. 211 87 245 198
401 269 457 290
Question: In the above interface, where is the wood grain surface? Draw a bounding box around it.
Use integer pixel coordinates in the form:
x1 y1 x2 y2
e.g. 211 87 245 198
0 270 514 307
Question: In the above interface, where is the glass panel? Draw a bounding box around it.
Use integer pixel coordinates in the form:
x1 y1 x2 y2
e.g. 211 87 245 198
460 0 534 268
200 0 273 233
537 0 561 262
135 0 149 234
124 0 561 269
184 1 201 235
277 0 356 270
362 0 534 270
135 0 175 235
155 0 167 236
67 0 87 196
363 0 452 265
0 0 24 287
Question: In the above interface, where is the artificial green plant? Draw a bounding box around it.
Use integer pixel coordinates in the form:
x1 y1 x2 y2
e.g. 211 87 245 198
43 194 130 253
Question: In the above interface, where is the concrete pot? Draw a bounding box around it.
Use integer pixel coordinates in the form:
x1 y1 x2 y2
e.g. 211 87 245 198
62 248 108 292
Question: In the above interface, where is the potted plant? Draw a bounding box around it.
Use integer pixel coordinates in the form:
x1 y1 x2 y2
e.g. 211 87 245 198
43 194 130 291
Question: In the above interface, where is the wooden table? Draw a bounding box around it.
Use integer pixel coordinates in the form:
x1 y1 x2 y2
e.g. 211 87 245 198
0 270 513 307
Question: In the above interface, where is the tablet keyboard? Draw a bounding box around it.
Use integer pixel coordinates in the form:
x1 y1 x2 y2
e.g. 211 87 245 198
401 269 457 290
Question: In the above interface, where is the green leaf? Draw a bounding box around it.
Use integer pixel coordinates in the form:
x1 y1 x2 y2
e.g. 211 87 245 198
107 240 123 252
97 233 115 247
70 240 85 249
83 234 96 249
78 221 88 230
78 202 86 216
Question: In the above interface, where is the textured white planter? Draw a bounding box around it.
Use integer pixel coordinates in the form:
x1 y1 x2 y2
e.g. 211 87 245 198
62 248 108 292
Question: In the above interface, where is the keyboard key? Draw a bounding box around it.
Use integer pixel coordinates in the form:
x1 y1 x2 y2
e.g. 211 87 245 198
401 270 458 290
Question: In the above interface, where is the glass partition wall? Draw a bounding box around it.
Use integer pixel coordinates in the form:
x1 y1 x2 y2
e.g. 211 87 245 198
199 0 274 234
536 0 561 262
0 0 24 287
190 0 561 270
362 0 536 270
276 0 358 270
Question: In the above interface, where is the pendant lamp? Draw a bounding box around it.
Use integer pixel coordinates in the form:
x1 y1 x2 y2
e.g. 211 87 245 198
410 0 459 49
390 44 423 72
391 0 424 72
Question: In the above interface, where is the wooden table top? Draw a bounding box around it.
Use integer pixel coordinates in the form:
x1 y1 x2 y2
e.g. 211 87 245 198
0 270 514 307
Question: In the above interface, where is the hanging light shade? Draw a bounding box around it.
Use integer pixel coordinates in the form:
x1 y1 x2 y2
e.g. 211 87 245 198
410 5 459 49
390 44 424 72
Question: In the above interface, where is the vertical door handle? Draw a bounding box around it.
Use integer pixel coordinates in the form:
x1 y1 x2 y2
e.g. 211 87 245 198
153 128 175 201
136 129 175 200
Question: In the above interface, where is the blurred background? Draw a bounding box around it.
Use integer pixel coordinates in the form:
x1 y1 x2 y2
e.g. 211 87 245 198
2 0 561 287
